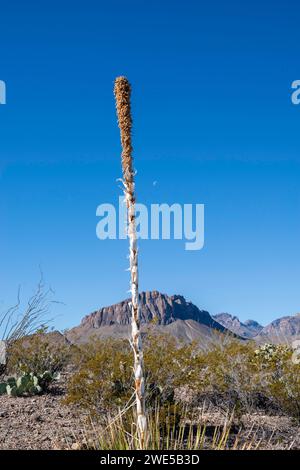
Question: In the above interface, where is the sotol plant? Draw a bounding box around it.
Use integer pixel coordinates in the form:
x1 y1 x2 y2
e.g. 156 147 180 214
114 77 147 447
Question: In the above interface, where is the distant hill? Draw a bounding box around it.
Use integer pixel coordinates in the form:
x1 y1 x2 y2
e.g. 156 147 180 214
213 312 300 344
256 313 300 344
213 313 263 339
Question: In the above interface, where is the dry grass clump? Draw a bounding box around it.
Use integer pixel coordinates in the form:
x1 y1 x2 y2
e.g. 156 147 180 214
70 406 296 451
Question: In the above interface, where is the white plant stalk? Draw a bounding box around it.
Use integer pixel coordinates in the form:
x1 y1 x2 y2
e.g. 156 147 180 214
114 76 147 448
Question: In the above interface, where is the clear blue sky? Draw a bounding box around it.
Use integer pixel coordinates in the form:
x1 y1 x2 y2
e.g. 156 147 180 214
0 0 299 330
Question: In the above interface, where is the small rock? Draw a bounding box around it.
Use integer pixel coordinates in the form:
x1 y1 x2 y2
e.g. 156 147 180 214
71 442 80 450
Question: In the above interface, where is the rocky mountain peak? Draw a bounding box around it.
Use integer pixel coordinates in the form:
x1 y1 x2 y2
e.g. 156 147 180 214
80 291 217 328
213 313 263 339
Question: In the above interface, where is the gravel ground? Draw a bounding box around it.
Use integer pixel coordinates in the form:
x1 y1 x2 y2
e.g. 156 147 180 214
0 393 87 450
0 388 299 450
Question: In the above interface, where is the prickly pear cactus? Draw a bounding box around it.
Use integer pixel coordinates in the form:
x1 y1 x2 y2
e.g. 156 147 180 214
0 382 7 395
0 370 58 396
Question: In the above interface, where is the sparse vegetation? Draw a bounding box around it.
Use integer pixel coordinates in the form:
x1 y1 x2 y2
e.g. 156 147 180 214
6 328 70 379
0 329 69 397
65 334 300 423
0 330 299 449
64 338 132 414
75 407 242 450
0 277 56 378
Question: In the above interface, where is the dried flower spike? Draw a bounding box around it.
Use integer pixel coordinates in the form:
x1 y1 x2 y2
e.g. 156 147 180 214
114 76 147 448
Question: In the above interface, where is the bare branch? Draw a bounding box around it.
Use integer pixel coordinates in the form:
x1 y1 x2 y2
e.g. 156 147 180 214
0 275 56 347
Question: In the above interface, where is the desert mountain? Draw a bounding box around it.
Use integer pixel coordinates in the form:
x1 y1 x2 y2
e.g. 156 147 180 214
214 312 300 344
256 313 300 344
65 291 300 345
66 291 236 344
213 313 263 339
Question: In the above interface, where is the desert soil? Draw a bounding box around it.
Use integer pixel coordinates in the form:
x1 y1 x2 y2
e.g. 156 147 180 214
0 382 299 450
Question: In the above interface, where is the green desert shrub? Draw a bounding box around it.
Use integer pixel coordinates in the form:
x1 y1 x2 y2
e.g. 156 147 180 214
64 338 133 414
6 329 71 385
197 341 260 413
143 334 205 427
65 335 300 420
144 334 204 402
65 335 202 418
252 343 300 417
199 341 300 418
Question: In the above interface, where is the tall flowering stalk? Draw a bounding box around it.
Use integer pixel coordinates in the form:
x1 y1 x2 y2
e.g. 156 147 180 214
114 77 147 447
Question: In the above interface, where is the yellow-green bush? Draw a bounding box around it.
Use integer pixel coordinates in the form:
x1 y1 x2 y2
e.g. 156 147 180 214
65 335 300 420
253 343 300 416
64 338 133 414
65 335 202 417
7 330 71 381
